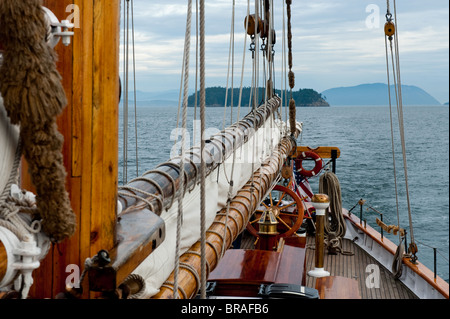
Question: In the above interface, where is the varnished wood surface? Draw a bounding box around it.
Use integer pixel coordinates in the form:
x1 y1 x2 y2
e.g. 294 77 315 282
0 241 6 283
296 146 340 159
209 249 281 284
206 236 307 298
274 242 306 285
315 276 361 299
305 235 418 299
25 0 121 299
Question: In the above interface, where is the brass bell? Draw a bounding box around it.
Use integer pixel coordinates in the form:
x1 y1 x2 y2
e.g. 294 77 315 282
258 209 279 235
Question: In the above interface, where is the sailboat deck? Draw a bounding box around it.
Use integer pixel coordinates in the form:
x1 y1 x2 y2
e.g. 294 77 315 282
239 231 417 299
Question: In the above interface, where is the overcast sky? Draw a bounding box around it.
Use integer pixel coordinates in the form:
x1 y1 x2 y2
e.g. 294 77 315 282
120 0 449 104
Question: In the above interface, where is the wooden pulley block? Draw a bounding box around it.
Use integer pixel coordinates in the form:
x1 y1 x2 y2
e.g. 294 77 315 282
270 29 276 45
244 14 263 36
409 242 418 255
384 21 395 37
260 20 269 39
281 165 293 179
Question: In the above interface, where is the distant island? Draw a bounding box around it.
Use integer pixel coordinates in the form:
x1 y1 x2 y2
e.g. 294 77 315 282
122 83 444 107
321 83 442 106
187 87 329 107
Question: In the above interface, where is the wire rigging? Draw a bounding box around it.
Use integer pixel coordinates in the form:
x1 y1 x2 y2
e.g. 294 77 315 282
384 0 417 261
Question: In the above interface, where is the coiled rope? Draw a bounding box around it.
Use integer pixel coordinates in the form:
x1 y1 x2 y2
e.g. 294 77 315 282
319 171 352 255
0 139 41 241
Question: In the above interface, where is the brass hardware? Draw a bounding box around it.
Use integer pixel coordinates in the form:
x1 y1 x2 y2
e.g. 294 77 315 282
258 209 279 235
311 193 330 204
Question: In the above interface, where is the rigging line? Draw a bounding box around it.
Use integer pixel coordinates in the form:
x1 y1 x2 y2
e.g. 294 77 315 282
174 0 193 299
173 46 186 151
199 0 207 300
222 0 251 257
222 0 236 131
131 0 138 176
251 0 260 166
414 239 449 263
385 31 401 244
282 0 288 126
393 0 415 246
236 0 250 123
258 0 268 219
122 0 125 184
269 0 275 150
193 0 199 145
260 0 268 168
123 0 130 184
248 0 260 221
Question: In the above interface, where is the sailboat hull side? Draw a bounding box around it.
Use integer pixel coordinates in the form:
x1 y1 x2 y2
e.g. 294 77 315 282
343 212 449 299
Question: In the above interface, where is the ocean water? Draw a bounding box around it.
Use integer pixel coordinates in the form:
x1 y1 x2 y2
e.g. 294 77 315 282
119 105 449 282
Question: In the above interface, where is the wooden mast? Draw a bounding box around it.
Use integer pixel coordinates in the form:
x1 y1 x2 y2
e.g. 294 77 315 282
25 0 120 298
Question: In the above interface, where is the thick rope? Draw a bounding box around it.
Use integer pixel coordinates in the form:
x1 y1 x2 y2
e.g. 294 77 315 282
199 0 207 300
0 0 76 242
173 0 193 299
0 140 41 241
285 0 296 135
319 171 352 255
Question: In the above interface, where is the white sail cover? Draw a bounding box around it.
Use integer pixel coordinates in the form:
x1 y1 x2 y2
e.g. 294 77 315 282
133 114 286 298
0 96 20 196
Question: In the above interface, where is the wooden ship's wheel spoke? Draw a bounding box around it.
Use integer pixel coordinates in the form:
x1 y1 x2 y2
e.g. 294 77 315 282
246 184 304 239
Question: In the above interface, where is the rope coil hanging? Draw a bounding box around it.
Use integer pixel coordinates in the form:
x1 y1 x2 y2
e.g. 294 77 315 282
285 0 296 136
319 171 353 256
0 0 76 242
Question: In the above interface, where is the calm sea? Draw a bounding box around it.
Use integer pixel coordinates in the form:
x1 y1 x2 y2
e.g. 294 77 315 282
119 105 449 282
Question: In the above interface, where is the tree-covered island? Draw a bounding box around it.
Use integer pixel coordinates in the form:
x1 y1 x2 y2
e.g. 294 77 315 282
188 87 329 107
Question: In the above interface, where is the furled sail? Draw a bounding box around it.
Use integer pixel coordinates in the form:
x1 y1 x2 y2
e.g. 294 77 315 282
117 96 297 297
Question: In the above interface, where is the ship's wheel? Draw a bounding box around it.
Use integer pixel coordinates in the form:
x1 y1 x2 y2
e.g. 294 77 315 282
246 184 304 239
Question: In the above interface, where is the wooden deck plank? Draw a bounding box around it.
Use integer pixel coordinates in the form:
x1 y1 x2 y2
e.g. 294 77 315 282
305 235 417 299
316 276 361 299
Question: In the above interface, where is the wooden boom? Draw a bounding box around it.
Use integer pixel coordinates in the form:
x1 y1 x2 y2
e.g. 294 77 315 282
153 126 301 299
118 97 281 215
